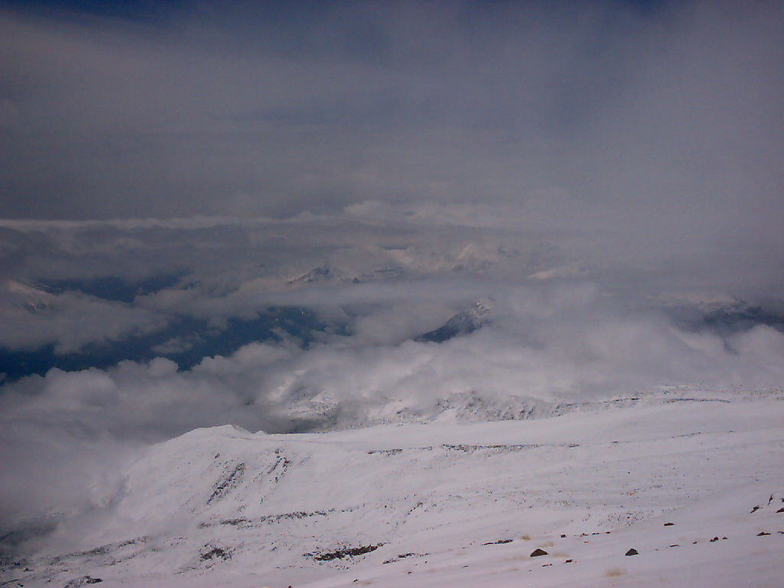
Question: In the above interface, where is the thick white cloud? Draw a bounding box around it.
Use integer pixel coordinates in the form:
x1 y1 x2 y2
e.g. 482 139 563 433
3 279 784 535
0 281 168 353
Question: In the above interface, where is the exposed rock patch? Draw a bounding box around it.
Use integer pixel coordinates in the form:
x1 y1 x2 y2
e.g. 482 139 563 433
483 539 513 545
63 576 102 587
309 544 383 562
207 463 245 504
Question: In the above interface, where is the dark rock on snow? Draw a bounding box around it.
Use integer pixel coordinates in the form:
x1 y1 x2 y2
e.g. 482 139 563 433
63 577 103 587
483 539 513 545
312 544 382 561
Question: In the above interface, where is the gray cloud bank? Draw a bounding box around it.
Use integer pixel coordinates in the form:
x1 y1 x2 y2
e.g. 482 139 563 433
1 1 782 232
1 0 781 301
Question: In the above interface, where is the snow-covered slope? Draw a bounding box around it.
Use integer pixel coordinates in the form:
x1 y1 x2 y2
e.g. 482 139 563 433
3 391 783 588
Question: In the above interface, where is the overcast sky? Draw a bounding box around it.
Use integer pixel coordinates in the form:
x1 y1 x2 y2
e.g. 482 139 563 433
1 0 781 291
1 1 781 224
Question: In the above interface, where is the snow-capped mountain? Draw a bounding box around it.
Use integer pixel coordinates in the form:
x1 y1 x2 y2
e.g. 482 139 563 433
286 266 347 287
2 280 56 314
3 389 782 587
415 299 494 343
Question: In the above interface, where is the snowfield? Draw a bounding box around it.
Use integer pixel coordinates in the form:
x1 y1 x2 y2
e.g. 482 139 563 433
3 389 783 588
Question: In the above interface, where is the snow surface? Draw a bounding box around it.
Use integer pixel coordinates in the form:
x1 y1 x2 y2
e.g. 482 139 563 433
3 390 783 587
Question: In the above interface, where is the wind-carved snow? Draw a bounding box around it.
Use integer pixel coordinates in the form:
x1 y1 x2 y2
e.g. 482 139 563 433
3 393 784 587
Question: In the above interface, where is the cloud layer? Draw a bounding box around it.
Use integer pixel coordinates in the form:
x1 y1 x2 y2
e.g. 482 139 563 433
3 274 784 537
1 1 782 233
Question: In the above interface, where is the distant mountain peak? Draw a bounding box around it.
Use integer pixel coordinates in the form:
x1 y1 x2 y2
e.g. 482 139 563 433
415 298 494 343
2 279 55 313
286 265 335 286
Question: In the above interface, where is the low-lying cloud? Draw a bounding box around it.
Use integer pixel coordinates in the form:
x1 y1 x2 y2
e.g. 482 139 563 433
3 277 784 541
